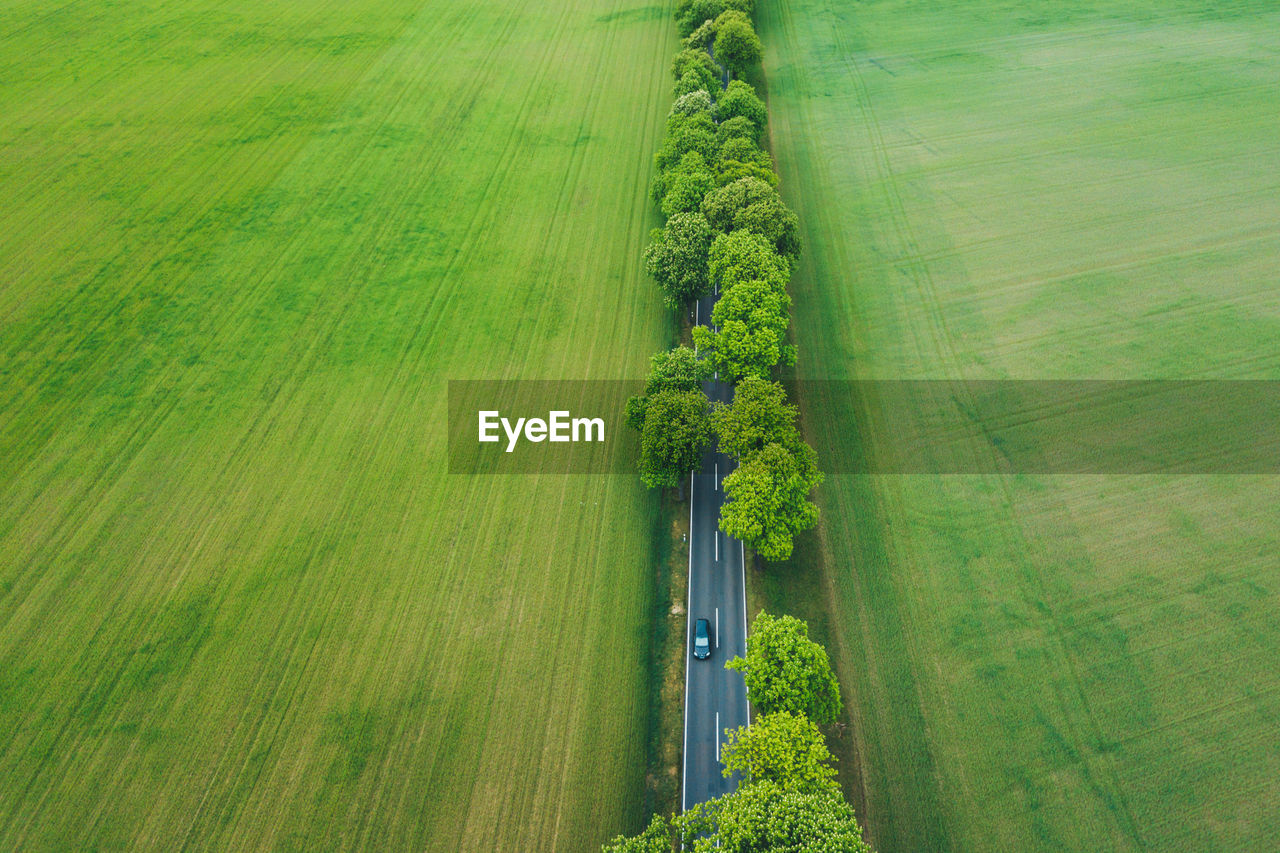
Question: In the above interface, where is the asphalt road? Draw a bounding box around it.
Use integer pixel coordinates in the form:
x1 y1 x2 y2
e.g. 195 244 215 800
682 289 750 811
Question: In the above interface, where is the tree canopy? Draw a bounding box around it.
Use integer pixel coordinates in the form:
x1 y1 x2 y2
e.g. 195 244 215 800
672 47 719 88
625 345 710 430
713 12 763 78
727 612 842 722
692 313 792 382
708 230 790 293
720 711 839 795
702 177 801 262
712 376 801 460
654 112 718 174
715 136 776 188
673 68 710 98
719 441 820 559
671 88 714 119
643 211 713 307
715 79 768 130
716 114 760 146
636 388 711 489
676 781 872 853
661 163 716 217
675 0 754 37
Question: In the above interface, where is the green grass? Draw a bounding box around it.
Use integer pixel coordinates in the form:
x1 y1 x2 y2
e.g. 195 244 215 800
758 1 1280 850
0 0 676 848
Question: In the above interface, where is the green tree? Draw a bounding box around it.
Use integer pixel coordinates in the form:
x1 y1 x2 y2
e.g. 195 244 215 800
715 158 777 188
637 388 711 489
702 177 801 262
651 150 710 208
715 136 776 188
735 194 801 261
712 376 801 460
717 115 760 146
701 175 777 231
625 345 710 430
661 163 717 217
673 68 710 98
720 711 839 795
601 813 670 853
675 0 725 36
727 612 841 722
715 79 768 130
675 781 871 853
713 12 763 79
643 211 713 308
684 18 717 50
654 112 718 174
692 307 793 381
694 257 795 379
719 442 822 561
708 230 789 293
671 88 714 119
672 47 719 89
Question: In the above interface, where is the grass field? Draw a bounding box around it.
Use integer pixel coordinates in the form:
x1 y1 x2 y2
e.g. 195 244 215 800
0 0 676 848
758 1 1280 850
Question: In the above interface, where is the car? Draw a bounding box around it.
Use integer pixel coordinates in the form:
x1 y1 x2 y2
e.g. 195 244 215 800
693 618 712 660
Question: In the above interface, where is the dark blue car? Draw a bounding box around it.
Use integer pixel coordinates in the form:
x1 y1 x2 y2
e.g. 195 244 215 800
694 618 711 660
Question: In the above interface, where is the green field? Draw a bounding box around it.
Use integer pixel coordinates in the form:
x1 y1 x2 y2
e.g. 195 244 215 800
759 1 1280 851
0 0 674 848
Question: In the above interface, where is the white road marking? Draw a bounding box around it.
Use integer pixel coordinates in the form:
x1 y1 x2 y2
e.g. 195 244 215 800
681 471 695 812
715 608 719 648
716 711 721 762
715 531 719 562
741 539 750 727
714 462 718 489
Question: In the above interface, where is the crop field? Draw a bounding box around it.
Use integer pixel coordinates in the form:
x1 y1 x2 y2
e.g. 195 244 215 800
0 0 674 849
759 1 1280 851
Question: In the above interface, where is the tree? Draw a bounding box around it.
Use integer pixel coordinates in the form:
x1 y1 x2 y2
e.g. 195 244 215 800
673 68 710 98
715 136 776 188
715 79 768 130
675 0 726 36
715 158 778 188
712 376 801 460
684 17 717 50
727 612 842 722
670 88 714 119
719 442 822 561
651 149 710 208
643 211 713 308
708 230 789 293
692 314 791 382
661 163 717 217
654 112 717 174
672 47 719 90
735 193 801 261
720 712 839 795
674 781 872 853
713 12 763 79
717 115 760 146
625 345 710 429
637 388 712 489
702 177 801 263
701 176 778 232
601 813 671 853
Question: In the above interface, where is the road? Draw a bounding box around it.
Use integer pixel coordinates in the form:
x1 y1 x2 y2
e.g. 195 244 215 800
681 289 750 811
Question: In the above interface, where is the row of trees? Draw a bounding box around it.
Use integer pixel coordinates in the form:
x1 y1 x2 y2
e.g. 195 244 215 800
605 613 872 851
614 7 874 851
630 2 822 563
